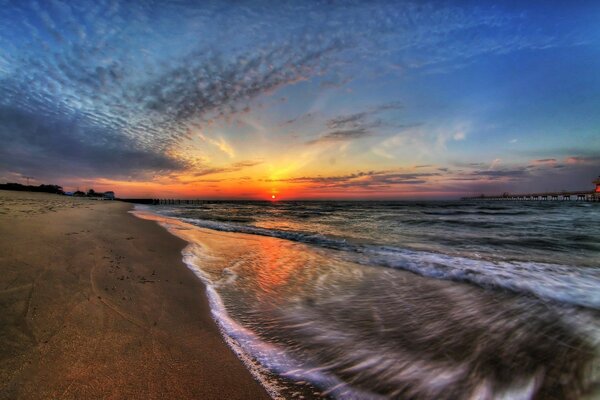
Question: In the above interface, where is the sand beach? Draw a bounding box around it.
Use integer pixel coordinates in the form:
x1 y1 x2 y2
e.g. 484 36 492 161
0 190 268 399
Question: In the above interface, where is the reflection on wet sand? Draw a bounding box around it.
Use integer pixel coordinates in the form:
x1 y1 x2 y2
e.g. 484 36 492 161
135 210 599 399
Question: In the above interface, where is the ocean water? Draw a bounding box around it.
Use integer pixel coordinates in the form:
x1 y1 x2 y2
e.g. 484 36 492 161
133 201 600 399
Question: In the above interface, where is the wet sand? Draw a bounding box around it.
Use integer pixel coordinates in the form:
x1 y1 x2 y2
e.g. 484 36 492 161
0 191 269 399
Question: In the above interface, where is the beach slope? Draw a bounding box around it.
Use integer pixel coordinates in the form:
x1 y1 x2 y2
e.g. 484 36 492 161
0 191 268 399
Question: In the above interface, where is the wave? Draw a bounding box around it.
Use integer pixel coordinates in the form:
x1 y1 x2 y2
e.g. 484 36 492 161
362 246 600 309
174 216 600 309
180 242 387 400
180 217 353 250
179 245 287 399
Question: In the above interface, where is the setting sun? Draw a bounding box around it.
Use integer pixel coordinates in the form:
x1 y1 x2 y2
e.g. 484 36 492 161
271 194 276 200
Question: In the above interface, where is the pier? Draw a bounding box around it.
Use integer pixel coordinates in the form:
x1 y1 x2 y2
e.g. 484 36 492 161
119 198 207 205
119 198 206 206
462 176 600 201
152 199 205 205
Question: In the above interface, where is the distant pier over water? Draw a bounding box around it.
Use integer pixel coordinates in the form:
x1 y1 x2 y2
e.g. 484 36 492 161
462 176 600 201
153 199 207 205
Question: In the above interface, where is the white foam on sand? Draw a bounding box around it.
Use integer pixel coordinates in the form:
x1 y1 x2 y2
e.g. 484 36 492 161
131 208 287 398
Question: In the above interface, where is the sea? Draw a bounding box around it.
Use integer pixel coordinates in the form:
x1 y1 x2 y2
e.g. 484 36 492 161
133 200 600 400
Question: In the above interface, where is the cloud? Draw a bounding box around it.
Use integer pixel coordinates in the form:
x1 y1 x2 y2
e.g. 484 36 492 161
0 0 587 187
308 102 406 145
489 158 502 169
447 154 600 195
531 158 557 166
326 113 370 130
191 168 230 178
0 1 351 181
232 160 263 168
325 102 402 130
272 170 439 189
453 131 466 141
470 168 528 180
136 39 345 137
519 147 600 158
198 133 235 158
319 76 352 90
191 159 263 178
0 105 186 181
306 128 372 145
565 156 598 165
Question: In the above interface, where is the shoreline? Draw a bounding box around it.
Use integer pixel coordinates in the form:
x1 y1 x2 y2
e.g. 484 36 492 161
131 207 327 399
131 207 286 399
0 191 269 399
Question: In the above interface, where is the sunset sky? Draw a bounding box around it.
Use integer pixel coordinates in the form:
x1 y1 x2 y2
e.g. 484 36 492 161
0 0 599 199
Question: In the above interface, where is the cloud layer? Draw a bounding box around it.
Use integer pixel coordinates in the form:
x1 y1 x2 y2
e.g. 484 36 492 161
0 0 595 197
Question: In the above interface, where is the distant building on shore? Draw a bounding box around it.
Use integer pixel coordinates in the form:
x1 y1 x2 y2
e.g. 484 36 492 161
594 176 600 193
103 191 115 200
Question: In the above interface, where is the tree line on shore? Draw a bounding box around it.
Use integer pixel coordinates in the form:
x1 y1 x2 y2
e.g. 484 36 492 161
0 182 64 194
0 183 113 199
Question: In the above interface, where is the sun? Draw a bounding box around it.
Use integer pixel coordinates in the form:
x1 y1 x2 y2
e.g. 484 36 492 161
271 194 276 200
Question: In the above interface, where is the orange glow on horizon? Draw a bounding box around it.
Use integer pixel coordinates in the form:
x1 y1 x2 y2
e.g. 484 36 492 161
58 176 463 200
59 167 465 200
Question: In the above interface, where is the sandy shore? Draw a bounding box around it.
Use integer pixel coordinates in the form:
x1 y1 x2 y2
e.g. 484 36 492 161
0 191 269 399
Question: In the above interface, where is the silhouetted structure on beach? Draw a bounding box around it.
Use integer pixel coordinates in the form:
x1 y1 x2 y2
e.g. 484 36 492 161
70 188 115 200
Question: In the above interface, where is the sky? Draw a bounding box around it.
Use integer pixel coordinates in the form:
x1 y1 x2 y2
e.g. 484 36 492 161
0 0 599 199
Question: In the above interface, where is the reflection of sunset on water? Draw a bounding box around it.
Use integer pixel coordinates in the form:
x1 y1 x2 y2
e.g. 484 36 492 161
253 238 297 296
134 209 313 299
